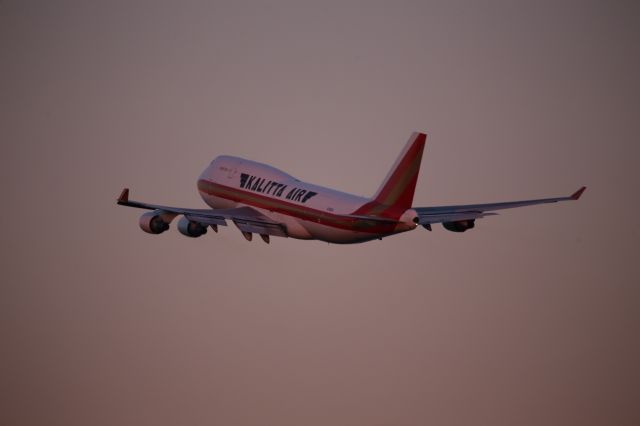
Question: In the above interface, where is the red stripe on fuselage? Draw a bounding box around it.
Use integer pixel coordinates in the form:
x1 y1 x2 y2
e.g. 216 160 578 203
197 179 402 234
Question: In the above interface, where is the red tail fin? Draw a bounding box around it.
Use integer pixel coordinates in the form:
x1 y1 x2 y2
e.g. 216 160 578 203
353 132 427 218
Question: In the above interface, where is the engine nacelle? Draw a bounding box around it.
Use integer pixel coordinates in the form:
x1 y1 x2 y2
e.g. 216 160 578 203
139 211 170 234
442 219 475 232
177 216 208 238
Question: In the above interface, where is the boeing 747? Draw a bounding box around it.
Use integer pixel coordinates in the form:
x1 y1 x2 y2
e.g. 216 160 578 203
117 132 585 244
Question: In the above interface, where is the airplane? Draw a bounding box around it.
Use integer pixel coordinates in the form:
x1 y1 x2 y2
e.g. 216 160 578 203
117 132 585 244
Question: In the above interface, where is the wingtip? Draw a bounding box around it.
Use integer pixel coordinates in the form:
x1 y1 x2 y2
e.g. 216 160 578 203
117 188 129 204
571 186 586 200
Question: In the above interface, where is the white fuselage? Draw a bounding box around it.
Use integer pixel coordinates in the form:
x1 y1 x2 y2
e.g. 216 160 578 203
197 156 416 243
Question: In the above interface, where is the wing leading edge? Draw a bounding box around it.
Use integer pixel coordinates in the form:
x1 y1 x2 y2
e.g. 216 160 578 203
414 186 586 225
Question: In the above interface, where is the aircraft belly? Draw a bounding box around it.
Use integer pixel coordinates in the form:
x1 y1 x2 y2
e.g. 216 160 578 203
299 221 386 244
263 211 313 239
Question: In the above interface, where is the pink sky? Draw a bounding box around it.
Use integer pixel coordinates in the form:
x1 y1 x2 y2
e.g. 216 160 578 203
1 1 639 425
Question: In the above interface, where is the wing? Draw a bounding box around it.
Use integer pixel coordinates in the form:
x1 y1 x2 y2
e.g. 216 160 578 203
414 187 586 226
116 188 288 237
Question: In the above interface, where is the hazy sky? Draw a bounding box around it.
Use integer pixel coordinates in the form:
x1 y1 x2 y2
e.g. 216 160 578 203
1 1 639 425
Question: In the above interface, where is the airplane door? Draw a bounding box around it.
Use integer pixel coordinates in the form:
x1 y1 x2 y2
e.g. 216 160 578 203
227 160 242 179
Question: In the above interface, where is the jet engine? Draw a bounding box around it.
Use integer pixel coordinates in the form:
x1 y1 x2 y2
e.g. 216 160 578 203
177 216 208 238
442 219 475 232
139 211 170 234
